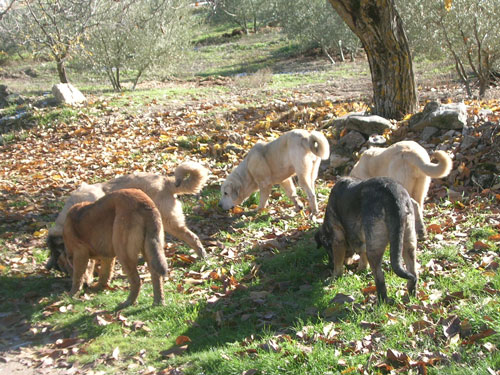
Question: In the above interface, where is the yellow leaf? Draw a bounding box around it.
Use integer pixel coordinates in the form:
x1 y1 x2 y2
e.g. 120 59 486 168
34 229 48 238
444 0 452 11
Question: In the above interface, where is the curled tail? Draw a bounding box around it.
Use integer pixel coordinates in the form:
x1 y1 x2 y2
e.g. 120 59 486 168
145 210 168 276
308 131 330 160
403 150 452 178
173 162 209 195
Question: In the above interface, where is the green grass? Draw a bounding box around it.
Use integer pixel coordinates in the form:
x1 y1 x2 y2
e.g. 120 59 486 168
1 21 498 375
2 189 498 374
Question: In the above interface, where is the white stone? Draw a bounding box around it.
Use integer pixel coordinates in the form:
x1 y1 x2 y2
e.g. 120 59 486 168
52 83 86 105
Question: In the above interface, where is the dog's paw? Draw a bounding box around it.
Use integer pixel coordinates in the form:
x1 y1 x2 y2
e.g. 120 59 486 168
293 201 304 212
417 228 427 241
153 299 165 307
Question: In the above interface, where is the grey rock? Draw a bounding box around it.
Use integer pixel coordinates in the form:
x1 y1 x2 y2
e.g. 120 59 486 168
332 113 395 136
409 101 467 131
441 130 459 140
338 130 366 152
460 135 478 150
329 153 350 169
421 126 439 142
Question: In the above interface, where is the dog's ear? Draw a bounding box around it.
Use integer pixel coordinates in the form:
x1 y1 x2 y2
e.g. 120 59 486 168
231 181 241 200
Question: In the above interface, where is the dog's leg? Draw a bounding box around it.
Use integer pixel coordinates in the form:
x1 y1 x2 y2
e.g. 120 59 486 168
95 257 115 290
115 255 142 310
257 184 272 210
296 170 318 214
151 272 165 306
332 243 346 278
367 253 388 303
357 252 368 272
411 176 430 210
167 222 207 258
403 222 418 297
69 249 90 297
83 259 96 286
411 198 427 240
113 228 141 309
280 178 303 211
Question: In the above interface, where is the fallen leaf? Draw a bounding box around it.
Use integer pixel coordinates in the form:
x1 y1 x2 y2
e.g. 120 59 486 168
175 335 191 346
427 224 442 234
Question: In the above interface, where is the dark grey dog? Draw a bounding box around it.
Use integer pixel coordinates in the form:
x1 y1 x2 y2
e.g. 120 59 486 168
315 177 420 302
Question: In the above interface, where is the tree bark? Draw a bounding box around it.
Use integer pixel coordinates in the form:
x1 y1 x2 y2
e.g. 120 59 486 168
327 0 418 120
56 60 69 83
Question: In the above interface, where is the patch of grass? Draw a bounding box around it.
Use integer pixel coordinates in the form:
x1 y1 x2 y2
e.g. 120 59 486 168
33 107 79 127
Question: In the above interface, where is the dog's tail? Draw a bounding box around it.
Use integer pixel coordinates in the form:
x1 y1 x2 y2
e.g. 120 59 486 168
403 150 452 178
388 206 417 284
308 131 330 160
144 211 169 276
172 161 209 195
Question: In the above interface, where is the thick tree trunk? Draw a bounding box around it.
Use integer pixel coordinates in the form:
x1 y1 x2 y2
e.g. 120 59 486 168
327 0 418 120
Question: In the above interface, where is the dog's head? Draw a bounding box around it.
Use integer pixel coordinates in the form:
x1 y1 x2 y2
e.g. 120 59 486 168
315 227 334 264
219 178 242 210
46 234 71 275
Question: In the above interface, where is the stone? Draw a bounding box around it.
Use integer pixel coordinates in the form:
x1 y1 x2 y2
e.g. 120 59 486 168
332 113 395 136
329 153 350 169
409 101 467 131
52 83 86 105
460 135 478 150
338 130 366 152
421 126 439 142
368 134 386 145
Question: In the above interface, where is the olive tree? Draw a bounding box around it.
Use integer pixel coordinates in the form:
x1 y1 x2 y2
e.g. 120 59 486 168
208 0 274 34
397 0 500 97
327 0 418 120
278 0 360 64
1 0 102 83
0 0 16 20
85 0 194 91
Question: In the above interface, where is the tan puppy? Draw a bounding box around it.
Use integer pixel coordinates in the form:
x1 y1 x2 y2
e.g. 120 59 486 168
219 129 330 214
350 140 452 230
63 189 168 309
47 162 209 272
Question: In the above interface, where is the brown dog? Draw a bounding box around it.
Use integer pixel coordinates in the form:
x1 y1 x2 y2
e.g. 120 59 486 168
47 162 208 272
63 189 168 309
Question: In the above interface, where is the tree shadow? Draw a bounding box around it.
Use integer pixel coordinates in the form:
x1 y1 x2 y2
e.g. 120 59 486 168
0 274 72 353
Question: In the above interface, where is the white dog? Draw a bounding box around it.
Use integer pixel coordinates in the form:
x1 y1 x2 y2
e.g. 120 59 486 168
219 129 330 214
350 140 452 218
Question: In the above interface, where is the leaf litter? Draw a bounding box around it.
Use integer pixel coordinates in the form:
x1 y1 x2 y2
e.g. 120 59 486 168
0 82 499 374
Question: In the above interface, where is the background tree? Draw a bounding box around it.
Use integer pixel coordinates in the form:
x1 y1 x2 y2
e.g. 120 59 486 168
208 0 274 34
327 0 418 120
397 0 500 98
0 0 16 20
278 0 360 64
1 0 102 83
84 0 193 91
